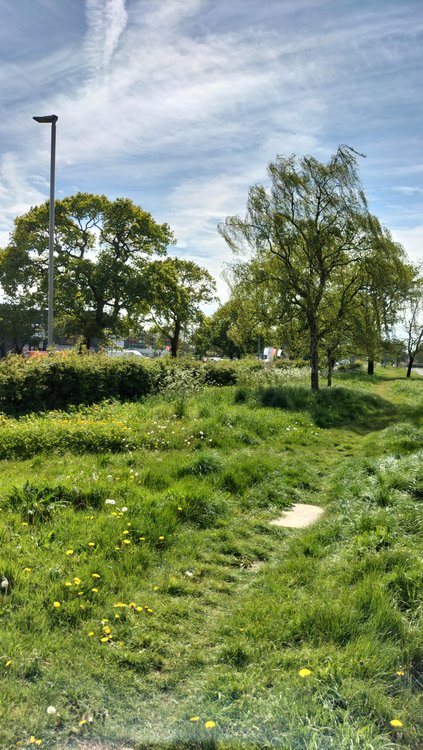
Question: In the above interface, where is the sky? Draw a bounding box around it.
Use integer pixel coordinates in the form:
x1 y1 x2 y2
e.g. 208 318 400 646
0 0 422 304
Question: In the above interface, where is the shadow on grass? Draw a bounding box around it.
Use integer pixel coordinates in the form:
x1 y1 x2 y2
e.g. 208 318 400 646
253 384 399 431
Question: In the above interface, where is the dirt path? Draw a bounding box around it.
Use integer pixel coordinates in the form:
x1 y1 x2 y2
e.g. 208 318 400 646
270 502 324 528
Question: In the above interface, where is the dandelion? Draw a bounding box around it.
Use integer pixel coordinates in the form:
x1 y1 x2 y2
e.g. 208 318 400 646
66 549 74 556
65 581 72 587
298 668 312 678
88 542 95 547
105 498 116 505
92 573 100 579
73 577 81 585
396 670 405 676
114 602 127 608
129 602 137 609
102 626 111 635
79 719 87 726
153 586 159 591
23 567 32 573
205 721 216 729
390 719 403 728
5 660 12 667
123 530 129 535
190 716 200 722
100 636 110 643
139 537 145 541
136 606 143 613
88 632 95 637
159 535 165 541
91 588 98 593
46 706 56 715
53 601 61 609
122 539 131 545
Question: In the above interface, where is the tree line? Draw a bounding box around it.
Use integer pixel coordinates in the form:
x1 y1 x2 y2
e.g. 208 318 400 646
0 147 422 389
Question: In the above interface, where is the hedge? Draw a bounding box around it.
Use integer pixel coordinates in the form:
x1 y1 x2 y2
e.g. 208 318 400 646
0 354 308 416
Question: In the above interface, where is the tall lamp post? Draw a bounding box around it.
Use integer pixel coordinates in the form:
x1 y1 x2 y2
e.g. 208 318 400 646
33 114 58 349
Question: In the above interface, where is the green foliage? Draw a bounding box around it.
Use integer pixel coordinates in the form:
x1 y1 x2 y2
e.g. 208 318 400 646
0 193 174 346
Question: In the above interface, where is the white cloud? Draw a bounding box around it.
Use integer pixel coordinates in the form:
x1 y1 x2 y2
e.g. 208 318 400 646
85 0 128 72
391 227 423 265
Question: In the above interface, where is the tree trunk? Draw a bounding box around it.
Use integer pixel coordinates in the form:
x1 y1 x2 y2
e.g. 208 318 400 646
367 358 374 375
327 355 335 387
310 324 319 391
170 320 181 358
406 356 414 378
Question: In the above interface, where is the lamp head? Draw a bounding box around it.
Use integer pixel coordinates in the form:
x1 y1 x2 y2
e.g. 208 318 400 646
33 114 58 124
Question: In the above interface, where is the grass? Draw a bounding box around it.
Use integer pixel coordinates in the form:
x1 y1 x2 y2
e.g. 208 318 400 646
0 368 422 749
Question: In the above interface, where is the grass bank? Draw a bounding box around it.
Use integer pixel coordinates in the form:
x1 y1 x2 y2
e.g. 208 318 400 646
0 368 421 749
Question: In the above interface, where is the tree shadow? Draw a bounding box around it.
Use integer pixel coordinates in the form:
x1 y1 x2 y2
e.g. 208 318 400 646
253 383 421 434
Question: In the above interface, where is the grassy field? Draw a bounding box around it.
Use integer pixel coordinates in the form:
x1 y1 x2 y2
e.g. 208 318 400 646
0 368 422 749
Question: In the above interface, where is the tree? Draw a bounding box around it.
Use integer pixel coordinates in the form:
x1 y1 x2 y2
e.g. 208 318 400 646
143 258 217 357
220 147 409 390
0 302 46 355
402 277 423 377
0 194 174 347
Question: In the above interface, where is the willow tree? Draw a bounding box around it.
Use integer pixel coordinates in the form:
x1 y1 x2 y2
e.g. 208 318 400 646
219 146 387 391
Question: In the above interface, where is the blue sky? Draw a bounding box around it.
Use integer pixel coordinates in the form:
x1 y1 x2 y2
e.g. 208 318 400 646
0 0 422 302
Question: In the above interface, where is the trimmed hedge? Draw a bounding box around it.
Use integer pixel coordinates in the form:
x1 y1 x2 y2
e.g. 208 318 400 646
0 354 309 416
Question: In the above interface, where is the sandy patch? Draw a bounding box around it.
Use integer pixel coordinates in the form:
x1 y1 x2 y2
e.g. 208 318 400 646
270 503 324 528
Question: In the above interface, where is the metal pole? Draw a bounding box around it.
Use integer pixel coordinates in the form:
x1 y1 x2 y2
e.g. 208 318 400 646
48 119 57 348
33 114 58 349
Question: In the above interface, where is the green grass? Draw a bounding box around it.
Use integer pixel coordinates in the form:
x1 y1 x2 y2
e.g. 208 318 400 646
0 369 422 749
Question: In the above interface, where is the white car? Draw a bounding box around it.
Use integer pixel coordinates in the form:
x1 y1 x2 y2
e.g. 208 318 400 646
105 349 144 358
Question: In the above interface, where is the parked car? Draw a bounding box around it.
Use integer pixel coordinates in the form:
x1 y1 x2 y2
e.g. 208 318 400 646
105 349 144 358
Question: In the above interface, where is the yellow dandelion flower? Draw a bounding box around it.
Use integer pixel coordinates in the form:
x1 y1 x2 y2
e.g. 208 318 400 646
35 741 43 746
65 581 72 587
153 586 159 591
147 608 153 613
190 716 200 722
205 721 216 729
88 542 95 547
129 602 137 609
100 636 110 643
139 536 145 541
79 719 87 725
159 535 165 540
77 591 84 597
177 506 182 511
53 601 61 609
91 588 98 593
88 632 95 637
122 530 129 535
73 577 81 585
390 719 403 728
5 660 12 667
102 626 111 634
114 546 120 550
23 567 32 572
92 573 101 579
396 670 405 676
136 606 143 612
115 614 120 619
114 602 127 608
298 668 312 678
66 549 74 555
122 539 131 545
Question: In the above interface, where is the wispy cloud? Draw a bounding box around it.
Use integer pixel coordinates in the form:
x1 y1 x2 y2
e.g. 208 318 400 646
85 0 128 72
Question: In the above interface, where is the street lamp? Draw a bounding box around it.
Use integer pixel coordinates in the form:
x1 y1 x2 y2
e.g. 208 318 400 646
33 114 58 348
